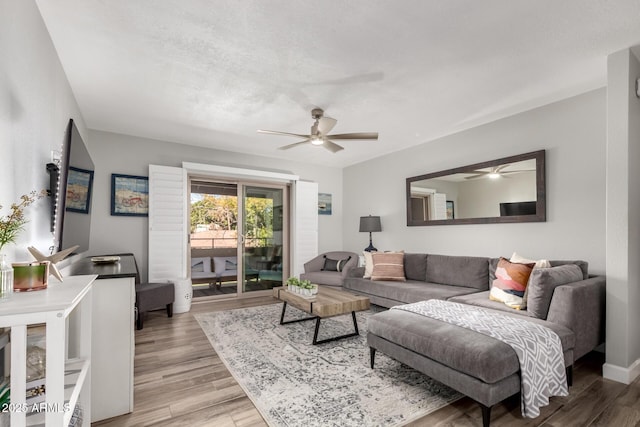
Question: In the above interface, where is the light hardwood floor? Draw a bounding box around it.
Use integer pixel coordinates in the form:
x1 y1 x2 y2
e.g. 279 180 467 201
94 296 640 427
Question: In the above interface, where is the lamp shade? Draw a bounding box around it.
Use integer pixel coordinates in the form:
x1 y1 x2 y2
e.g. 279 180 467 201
359 215 381 233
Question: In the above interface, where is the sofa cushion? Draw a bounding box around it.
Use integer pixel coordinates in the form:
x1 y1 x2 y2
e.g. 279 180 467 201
527 264 584 319
368 309 519 384
489 258 535 310
191 257 211 273
426 254 489 290
403 253 427 281
371 252 406 281
449 291 534 316
344 278 480 304
550 260 589 280
214 256 237 273
447 291 575 349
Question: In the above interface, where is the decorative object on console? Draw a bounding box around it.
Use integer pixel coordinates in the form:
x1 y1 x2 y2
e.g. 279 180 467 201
0 190 46 299
111 174 149 217
27 245 78 282
0 255 12 301
12 261 50 292
359 215 381 252
90 255 121 264
489 257 535 309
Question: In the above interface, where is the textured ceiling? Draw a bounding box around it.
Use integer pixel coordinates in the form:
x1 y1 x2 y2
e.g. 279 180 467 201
36 0 640 167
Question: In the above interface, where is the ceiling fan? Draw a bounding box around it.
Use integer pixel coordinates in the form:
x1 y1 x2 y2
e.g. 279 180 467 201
464 164 531 180
257 108 378 153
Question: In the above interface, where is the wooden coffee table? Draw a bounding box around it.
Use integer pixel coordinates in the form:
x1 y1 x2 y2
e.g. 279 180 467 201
273 286 370 345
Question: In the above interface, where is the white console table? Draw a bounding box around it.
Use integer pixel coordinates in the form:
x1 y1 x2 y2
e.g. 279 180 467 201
68 254 137 422
0 274 96 426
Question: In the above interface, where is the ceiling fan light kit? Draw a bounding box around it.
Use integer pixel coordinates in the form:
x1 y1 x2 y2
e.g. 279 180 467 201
257 108 378 153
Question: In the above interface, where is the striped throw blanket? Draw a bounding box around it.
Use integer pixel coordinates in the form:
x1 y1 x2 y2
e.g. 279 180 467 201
392 300 568 418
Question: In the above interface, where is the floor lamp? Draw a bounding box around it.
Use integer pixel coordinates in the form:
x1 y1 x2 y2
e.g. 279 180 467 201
359 215 381 252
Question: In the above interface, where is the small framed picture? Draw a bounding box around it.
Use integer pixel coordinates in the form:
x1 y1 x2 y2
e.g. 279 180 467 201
446 200 455 220
65 167 94 214
111 174 149 216
318 193 332 215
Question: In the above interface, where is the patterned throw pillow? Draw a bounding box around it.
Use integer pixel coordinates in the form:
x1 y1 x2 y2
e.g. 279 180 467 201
322 256 352 272
370 252 406 281
489 257 535 309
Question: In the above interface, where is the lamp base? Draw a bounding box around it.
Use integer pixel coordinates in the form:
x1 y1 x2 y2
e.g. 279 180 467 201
364 244 377 252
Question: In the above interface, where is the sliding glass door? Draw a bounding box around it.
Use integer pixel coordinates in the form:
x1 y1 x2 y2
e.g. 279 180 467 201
189 178 288 298
241 185 287 293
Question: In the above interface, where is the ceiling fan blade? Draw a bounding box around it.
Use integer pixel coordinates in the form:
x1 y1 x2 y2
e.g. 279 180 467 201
278 139 311 150
323 139 344 153
317 116 338 135
495 164 511 173
326 132 378 140
258 129 310 139
464 173 488 180
501 170 532 174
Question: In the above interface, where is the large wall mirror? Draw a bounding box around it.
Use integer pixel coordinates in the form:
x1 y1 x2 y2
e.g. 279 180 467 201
406 150 545 226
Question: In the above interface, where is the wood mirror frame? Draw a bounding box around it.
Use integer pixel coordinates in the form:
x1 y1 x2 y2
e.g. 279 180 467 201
406 150 546 226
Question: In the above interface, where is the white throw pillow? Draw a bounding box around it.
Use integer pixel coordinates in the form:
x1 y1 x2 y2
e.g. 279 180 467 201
362 250 377 278
510 252 551 269
214 256 238 273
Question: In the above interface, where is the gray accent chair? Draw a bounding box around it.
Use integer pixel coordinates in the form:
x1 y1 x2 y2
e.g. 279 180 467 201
299 251 359 287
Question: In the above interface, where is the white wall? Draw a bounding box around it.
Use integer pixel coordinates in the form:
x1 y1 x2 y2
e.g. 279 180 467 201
87 130 343 282
0 0 87 262
604 47 640 383
343 89 607 274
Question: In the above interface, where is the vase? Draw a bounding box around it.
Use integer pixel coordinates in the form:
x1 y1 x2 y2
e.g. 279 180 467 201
0 253 13 301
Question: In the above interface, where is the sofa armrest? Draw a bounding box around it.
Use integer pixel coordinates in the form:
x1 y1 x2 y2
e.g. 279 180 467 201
546 275 606 360
303 255 325 273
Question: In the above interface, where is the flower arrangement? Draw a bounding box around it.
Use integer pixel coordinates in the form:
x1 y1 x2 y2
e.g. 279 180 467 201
0 191 45 252
285 277 318 296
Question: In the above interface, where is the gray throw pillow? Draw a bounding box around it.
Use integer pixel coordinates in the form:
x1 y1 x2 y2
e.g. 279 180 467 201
527 264 583 319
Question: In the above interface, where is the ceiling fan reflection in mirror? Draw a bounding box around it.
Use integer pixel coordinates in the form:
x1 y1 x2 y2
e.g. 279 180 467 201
257 108 378 152
464 164 531 180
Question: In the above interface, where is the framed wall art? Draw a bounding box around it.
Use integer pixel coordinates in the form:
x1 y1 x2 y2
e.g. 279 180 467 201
111 174 149 216
318 193 332 215
446 200 455 220
65 166 94 214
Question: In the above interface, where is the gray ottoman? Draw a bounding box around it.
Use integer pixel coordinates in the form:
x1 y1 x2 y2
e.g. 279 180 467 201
367 309 575 426
135 282 175 330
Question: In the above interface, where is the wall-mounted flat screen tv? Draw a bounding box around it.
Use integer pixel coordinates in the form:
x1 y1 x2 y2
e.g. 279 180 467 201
499 201 537 217
50 119 95 254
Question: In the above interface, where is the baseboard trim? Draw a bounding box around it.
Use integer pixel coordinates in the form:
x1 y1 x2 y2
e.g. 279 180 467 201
603 358 640 384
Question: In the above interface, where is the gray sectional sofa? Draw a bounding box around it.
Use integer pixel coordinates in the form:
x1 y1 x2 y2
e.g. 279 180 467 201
343 253 606 426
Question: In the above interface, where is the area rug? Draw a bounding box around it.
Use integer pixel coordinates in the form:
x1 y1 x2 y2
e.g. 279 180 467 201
195 304 461 427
